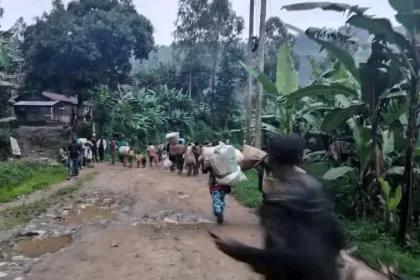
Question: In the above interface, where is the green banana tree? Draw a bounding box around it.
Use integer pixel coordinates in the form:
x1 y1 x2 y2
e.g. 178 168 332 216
283 0 420 243
241 42 302 134
378 177 402 231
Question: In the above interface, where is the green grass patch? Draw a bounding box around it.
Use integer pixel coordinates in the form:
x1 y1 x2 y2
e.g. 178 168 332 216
233 168 420 279
0 162 67 202
0 171 97 230
232 170 261 208
344 221 420 279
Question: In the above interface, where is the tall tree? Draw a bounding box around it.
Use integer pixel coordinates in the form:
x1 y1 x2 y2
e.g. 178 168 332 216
202 0 244 114
210 39 246 128
22 0 155 131
173 0 209 99
0 9 25 118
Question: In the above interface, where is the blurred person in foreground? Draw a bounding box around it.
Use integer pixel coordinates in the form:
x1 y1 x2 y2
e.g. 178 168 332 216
211 133 344 280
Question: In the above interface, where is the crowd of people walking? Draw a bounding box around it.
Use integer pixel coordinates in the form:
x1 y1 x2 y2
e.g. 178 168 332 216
58 132 401 279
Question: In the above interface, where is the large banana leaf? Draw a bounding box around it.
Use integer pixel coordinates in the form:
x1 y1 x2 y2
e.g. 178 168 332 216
321 104 363 132
323 166 356 181
316 40 360 83
346 15 411 52
239 61 278 95
353 124 372 172
282 2 368 14
303 29 360 83
389 0 420 32
382 130 395 155
276 43 298 95
381 98 410 124
284 84 358 106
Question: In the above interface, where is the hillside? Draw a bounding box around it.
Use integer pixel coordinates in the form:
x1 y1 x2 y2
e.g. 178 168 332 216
132 26 406 87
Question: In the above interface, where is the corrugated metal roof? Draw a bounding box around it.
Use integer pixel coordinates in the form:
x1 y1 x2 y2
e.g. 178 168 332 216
42 92 78 104
14 101 59 106
42 92 92 106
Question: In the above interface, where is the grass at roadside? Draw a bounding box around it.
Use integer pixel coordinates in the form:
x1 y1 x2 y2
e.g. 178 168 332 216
0 171 97 230
0 162 68 202
232 169 420 279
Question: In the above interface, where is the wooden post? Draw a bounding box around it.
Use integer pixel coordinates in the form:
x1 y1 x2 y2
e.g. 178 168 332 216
254 0 267 149
245 0 255 145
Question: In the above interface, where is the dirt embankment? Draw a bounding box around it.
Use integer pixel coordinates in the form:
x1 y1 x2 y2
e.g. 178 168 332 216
0 163 263 280
11 126 71 159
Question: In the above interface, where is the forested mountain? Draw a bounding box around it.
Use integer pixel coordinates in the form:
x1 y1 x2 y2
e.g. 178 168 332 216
133 25 406 87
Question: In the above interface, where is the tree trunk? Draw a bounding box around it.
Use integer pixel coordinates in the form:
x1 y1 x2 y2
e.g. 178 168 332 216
398 35 420 244
254 0 267 149
245 0 255 145
91 108 96 135
72 93 85 135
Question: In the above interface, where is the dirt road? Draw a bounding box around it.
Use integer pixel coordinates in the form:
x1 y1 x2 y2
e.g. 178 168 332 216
1 163 263 280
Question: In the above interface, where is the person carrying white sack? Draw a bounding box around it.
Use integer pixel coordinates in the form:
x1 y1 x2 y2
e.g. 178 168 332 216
204 143 246 225
83 142 93 167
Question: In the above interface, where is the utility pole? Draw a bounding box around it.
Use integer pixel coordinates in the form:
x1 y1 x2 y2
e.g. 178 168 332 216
245 0 254 145
254 0 267 149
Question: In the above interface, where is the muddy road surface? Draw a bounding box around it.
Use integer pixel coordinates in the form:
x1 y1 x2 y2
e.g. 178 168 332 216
0 164 263 280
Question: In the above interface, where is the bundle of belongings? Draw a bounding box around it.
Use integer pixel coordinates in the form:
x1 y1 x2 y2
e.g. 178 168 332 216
239 144 305 194
166 132 180 145
162 152 172 169
170 144 187 156
201 143 246 186
118 145 130 157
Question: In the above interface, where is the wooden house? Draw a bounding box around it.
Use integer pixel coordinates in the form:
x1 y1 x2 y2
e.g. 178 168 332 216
13 92 91 125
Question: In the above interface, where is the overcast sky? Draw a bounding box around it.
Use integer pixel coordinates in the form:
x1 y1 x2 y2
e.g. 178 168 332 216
1 0 397 45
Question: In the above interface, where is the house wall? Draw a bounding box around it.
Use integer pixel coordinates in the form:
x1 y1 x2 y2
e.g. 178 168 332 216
14 105 72 125
53 104 72 123
14 93 91 125
15 94 73 124
15 106 49 123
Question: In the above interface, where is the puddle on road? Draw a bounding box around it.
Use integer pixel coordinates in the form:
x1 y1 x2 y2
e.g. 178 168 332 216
15 235 72 258
59 205 117 225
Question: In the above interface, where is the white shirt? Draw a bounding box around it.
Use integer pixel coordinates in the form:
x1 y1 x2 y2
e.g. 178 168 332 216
96 139 107 150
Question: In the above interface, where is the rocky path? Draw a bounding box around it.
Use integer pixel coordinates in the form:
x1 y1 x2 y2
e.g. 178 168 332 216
0 163 263 280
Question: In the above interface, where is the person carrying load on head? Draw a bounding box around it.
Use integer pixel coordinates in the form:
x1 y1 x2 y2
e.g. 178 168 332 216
117 138 128 163
109 137 117 164
83 141 93 167
146 142 157 167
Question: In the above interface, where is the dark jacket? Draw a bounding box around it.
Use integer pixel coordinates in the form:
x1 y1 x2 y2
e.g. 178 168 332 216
68 141 82 159
91 138 97 151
